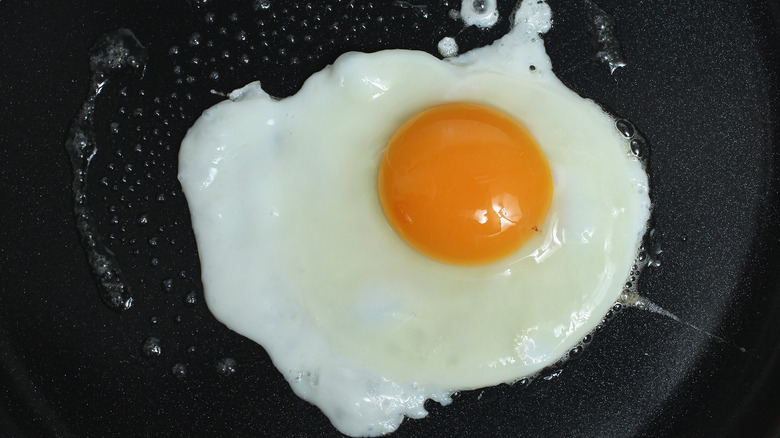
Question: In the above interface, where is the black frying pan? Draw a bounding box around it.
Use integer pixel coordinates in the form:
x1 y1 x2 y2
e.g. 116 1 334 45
2 1 779 436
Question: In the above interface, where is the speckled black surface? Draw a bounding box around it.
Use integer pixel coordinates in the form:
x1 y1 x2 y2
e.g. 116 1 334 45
1 1 779 437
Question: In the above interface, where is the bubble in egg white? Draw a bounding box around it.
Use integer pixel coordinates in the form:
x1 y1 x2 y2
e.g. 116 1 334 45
178 0 651 436
460 0 499 28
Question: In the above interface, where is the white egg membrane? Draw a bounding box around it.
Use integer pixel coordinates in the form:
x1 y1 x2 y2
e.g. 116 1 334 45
437 36 459 58
178 0 651 436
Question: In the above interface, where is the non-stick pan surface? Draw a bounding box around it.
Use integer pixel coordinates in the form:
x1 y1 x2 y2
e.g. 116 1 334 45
1 1 779 437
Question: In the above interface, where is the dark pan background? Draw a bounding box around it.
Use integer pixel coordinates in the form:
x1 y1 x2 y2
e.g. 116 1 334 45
1 1 779 437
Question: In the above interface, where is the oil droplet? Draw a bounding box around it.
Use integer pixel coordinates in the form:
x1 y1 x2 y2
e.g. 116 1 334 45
184 291 197 306
253 0 272 10
142 337 162 357
162 278 174 292
216 358 237 376
189 33 202 46
172 363 187 379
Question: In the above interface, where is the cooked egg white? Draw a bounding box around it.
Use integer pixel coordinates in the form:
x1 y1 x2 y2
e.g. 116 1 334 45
178 0 651 436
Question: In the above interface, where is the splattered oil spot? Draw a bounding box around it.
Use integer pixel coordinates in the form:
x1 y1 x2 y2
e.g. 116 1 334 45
66 29 147 312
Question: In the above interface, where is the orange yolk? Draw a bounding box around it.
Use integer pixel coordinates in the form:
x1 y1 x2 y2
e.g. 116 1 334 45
378 103 553 265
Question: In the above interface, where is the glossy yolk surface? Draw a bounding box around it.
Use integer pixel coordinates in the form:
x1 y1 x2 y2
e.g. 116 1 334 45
378 103 553 265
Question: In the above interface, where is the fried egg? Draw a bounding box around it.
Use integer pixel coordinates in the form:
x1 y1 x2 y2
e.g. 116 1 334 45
178 0 651 436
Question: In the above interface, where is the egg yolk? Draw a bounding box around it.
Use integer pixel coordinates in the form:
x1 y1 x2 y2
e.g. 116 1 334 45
378 103 553 265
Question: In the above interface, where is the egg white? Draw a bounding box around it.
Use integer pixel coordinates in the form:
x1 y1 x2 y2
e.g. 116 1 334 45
178 1 651 436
